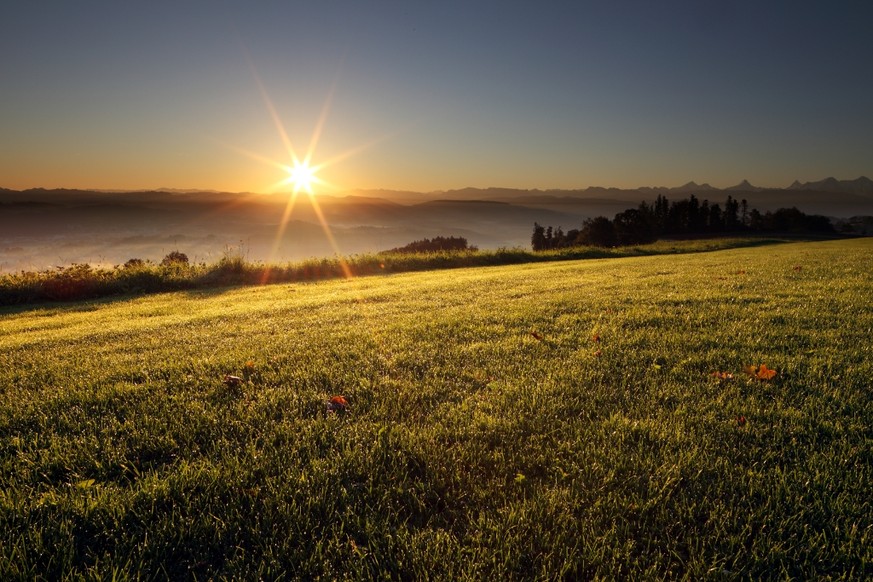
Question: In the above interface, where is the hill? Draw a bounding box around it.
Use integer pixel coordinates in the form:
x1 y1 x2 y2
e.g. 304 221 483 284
2 179 871 272
0 189 581 271
1 239 870 579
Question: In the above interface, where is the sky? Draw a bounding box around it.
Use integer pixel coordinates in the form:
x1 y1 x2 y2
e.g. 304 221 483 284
1 0 871 193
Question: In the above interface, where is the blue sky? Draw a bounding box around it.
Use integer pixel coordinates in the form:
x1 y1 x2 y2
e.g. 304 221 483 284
1 0 871 192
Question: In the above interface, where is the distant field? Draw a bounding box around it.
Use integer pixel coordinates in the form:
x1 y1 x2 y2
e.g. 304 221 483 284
1 239 870 579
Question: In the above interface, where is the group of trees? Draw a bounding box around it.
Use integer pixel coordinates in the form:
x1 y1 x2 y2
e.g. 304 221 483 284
385 236 476 254
532 195 835 250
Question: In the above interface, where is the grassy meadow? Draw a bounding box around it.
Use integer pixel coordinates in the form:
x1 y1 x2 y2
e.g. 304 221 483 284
0 237 793 305
0 238 871 579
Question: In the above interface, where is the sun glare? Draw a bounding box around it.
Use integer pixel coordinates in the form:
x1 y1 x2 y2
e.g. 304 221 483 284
233 62 387 279
285 160 318 194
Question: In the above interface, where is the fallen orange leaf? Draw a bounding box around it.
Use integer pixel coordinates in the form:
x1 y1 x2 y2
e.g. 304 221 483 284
756 364 777 380
744 364 777 381
710 371 734 380
531 331 544 341
327 395 349 413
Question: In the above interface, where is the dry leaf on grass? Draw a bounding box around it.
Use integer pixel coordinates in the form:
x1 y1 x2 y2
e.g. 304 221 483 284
744 364 777 381
327 395 349 413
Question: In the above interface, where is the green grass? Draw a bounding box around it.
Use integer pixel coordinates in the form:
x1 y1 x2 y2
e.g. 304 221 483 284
1 238 871 580
0 236 799 305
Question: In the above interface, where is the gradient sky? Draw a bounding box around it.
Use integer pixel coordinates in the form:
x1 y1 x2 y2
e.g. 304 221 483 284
2 0 871 193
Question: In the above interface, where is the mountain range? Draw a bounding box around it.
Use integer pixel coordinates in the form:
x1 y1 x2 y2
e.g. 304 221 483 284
405 175 873 200
787 176 873 194
1 177 871 272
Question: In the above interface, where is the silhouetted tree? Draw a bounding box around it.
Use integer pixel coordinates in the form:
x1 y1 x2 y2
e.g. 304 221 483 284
613 208 655 244
531 223 546 251
668 199 691 233
699 200 711 231
688 195 701 232
762 208 834 233
532 194 833 251
802 213 835 233
724 196 740 230
579 216 617 247
565 228 581 245
748 209 763 230
708 203 723 232
653 195 670 235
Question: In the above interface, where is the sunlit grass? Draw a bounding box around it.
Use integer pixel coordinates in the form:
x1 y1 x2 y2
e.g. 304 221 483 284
1 237 797 306
0 239 870 579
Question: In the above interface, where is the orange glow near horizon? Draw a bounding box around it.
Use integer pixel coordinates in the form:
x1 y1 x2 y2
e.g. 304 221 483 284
239 64 354 280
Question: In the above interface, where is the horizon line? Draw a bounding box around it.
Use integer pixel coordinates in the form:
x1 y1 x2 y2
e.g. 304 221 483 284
3 175 871 196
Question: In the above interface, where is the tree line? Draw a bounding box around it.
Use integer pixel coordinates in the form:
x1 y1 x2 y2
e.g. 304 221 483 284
384 236 476 254
532 195 835 250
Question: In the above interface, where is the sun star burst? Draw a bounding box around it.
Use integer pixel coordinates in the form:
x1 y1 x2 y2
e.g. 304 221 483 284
285 159 319 194
231 62 393 280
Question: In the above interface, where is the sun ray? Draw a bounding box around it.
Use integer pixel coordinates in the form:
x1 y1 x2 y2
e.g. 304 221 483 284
222 142 292 177
313 121 415 169
246 61 298 165
232 62 406 278
309 195 353 278
303 75 339 166
227 50 393 363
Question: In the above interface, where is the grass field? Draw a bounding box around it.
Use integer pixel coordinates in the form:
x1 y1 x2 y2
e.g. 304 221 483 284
0 237 797 305
1 238 871 579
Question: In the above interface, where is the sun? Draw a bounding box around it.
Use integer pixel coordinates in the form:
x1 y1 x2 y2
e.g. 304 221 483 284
231 64 384 278
285 159 319 194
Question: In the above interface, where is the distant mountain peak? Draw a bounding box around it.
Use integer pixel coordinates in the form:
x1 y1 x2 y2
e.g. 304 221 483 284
672 181 716 193
726 179 761 192
788 176 873 195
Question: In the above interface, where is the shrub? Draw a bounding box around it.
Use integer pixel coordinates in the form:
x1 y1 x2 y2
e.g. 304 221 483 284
161 251 189 266
123 258 145 269
40 264 106 301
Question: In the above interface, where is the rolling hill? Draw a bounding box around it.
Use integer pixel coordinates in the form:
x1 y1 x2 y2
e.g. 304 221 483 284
1 239 869 579
1 177 871 271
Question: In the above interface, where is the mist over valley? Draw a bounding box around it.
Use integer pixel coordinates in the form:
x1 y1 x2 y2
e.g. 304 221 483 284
2 177 871 272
